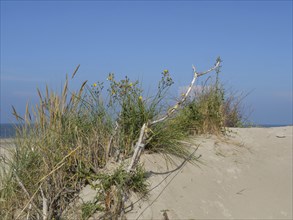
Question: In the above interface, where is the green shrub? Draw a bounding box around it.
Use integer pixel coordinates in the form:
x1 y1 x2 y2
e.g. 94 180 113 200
0 69 188 219
105 70 190 159
222 90 246 127
93 164 148 196
176 76 245 135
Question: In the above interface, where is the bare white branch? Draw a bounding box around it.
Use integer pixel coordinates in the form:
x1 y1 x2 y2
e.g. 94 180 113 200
127 123 148 172
126 58 221 172
197 60 221 77
151 60 220 126
40 187 48 220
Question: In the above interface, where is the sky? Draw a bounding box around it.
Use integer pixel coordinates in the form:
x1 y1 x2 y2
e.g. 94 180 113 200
0 1 292 125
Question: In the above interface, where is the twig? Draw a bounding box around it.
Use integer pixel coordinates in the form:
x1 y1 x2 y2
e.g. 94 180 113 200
26 204 32 220
13 171 43 218
197 60 221 77
40 187 48 220
16 184 43 220
37 145 81 184
127 123 148 172
151 60 220 126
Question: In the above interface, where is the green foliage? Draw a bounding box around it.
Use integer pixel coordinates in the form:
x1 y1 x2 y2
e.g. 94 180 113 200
176 76 245 135
145 118 190 159
0 62 246 219
0 165 17 219
93 164 148 196
81 201 103 220
0 70 175 219
0 76 115 219
107 74 152 154
106 70 175 157
222 90 246 127
78 164 149 219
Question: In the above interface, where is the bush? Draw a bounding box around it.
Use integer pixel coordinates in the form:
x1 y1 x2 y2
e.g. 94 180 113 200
0 69 191 219
176 76 245 135
106 70 190 159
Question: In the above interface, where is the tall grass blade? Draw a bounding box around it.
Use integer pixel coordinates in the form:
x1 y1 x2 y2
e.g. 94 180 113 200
71 64 80 79
11 105 24 121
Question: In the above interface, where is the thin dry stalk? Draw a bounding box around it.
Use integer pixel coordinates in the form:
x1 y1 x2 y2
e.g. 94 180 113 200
15 145 81 219
13 171 43 217
16 183 43 220
71 64 80 79
37 145 81 184
40 187 48 220
106 121 119 161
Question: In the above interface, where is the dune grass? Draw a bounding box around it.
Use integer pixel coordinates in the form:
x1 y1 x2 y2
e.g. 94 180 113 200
0 70 191 219
1 76 115 219
175 74 245 135
0 65 246 219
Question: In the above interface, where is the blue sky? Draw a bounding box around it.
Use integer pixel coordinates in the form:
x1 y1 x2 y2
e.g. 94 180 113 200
1 1 292 125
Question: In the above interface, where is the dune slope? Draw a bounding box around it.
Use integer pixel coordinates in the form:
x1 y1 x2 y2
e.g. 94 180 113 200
126 126 292 219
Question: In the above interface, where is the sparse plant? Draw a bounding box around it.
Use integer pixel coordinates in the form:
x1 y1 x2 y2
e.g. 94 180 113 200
93 164 148 197
81 201 103 220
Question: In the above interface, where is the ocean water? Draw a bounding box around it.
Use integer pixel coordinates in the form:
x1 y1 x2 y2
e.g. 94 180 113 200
0 124 18 138
247 124 292 128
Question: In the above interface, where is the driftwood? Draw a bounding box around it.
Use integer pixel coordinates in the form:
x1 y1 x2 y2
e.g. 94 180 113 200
127 58 221 172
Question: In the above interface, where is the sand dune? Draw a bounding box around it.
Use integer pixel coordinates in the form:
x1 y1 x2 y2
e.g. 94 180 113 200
126 126 292 219
1 127 292 219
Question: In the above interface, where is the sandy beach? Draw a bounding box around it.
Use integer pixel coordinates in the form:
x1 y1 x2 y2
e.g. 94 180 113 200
0 138 14 158
125 126 292 219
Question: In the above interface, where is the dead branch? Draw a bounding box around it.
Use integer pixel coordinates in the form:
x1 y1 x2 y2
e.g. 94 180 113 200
127 58 221 172
127 123 148 172
40 187 48 220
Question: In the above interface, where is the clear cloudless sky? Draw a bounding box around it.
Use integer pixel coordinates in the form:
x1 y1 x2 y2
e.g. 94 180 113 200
0 1 292 125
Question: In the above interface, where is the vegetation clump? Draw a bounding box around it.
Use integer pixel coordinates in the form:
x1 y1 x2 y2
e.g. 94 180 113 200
0 60 246 219
78 165 148 219
176 71 245 135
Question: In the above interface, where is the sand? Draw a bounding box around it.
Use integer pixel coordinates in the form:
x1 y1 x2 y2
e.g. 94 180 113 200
0 138 14 158
125 126 293 219
1 127 292 219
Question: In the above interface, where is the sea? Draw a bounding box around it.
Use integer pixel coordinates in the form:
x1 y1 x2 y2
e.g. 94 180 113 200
0 123 292 139
0 124 18 138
